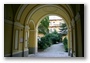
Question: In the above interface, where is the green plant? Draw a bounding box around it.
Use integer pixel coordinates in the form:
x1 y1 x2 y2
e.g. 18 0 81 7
38 16 49 35
50 30 62 44
64 44 68 52
45 40 52 47
38 30 62 50
63 37 68 52
38 36 52 50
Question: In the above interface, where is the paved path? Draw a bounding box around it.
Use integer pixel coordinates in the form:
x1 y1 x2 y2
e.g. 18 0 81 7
28 43 70 57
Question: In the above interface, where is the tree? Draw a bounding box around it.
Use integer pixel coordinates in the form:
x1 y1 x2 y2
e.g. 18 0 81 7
59 23 68 36
38 16 49 35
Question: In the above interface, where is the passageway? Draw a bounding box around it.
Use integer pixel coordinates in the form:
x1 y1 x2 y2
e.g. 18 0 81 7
4 4 84 57
28 43 70 57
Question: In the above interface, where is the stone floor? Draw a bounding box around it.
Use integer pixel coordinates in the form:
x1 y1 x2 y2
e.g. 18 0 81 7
28 43 70 57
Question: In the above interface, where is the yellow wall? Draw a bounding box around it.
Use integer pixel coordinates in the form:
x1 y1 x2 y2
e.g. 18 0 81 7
76 18 82 56
4 4 13 21
4 22 12 55
19 30 24 51
29 30 36 47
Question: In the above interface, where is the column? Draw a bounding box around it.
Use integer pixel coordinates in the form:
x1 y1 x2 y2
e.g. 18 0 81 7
71 18 76 57
68 26 73 57
67 27 71 56
75 12 83 57
23 25 30 57
75 18 82 57
28 29 37 54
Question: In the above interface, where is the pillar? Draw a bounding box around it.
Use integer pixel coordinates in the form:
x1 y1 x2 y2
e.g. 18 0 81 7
69 26 73 57
71 18 76 57
23 25 30 57
28 29 37 54
75 12 83 57
67 27 71 56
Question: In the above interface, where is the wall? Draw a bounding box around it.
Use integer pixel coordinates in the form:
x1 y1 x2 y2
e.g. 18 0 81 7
4 20 13 56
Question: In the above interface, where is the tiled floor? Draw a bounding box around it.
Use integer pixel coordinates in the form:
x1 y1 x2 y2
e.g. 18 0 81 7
28 43 70 57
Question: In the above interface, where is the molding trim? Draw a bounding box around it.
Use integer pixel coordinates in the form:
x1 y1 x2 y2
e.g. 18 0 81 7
17 4 28 20
29 20 35 29
4 19 13 25
14 22 24 28
4 19 24 28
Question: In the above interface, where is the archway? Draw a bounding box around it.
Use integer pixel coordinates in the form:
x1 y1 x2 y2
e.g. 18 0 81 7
37 15 69 55
4 4 84 57
15 4 74 56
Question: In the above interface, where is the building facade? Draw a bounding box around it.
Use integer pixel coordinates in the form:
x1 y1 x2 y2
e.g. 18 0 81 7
49 19 65 33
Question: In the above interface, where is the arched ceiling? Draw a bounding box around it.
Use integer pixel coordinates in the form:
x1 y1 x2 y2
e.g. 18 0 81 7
15 4 74 29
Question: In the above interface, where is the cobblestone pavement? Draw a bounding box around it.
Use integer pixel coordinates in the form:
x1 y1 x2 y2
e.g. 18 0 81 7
28 43 70 57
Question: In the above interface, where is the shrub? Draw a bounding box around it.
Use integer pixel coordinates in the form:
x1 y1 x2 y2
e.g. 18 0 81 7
46 40 52 47
38 36 52 50
38 30 62 50
63 37 68 52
